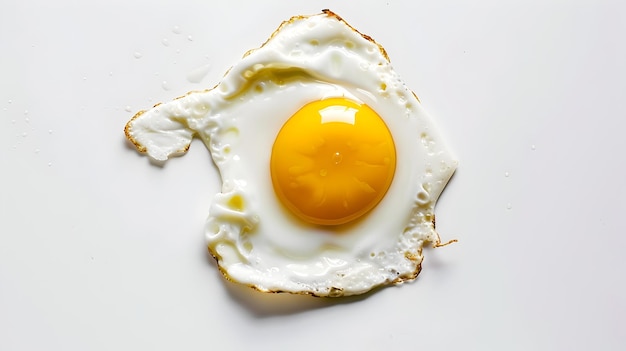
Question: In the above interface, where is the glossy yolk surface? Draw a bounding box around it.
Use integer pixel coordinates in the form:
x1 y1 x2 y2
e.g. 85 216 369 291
270 98 396 225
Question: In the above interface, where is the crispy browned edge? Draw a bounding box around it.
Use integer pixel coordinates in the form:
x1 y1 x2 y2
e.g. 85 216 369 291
209 212 444 298
124 9 431 297
209 249 424 298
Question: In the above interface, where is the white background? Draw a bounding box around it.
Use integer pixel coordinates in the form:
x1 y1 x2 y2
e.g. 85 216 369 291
1 1 625 350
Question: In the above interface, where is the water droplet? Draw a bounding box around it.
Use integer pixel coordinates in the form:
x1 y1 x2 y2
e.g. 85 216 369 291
172 25 181 34
133 52 143 59
531 144 536 151
24 110 29 115
8 100 12 104
187 35 193 41
22 132 27 137
176 49 181 54
11 119 16 124
124 106 132 112
160 38 170 47
161 81 170 91
319 169 328 177
34 148 40 153
48 162 52 167
109 72 113 76
83 76 87 81
504 171 510 177
48 129 53 134
506 203 512 210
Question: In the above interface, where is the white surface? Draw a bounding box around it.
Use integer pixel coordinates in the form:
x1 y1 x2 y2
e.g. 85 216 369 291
1 1 625 350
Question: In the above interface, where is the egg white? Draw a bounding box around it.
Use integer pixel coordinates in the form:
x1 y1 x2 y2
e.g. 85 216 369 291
125 10 457 296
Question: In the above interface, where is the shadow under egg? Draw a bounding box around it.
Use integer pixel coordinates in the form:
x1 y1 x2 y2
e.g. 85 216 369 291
203 244 388 317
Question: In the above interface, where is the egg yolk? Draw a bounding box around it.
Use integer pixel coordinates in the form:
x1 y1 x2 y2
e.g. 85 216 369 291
270 98 396 225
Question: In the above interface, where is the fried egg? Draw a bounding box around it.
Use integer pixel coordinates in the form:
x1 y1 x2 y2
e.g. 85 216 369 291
125 10 457 297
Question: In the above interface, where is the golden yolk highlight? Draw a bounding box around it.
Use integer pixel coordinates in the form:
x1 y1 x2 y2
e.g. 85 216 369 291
270 98 396 225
